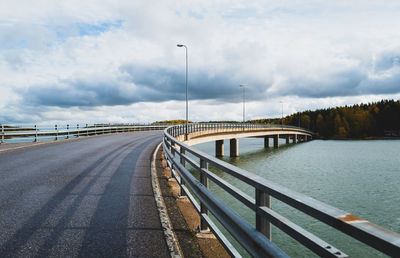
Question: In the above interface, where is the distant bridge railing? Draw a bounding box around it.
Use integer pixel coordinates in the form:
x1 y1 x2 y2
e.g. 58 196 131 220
0 124 171 144
168 122 313 139
163 123 400 257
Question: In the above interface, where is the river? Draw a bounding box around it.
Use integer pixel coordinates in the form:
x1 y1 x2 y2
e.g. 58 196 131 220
192 139 400 257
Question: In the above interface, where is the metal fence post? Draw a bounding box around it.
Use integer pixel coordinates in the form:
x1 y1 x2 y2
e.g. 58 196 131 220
256 189 271 240
67 124 70 139
170 139 175 156
180 147 186 196
200 159 209 231
77 124 79 138
34 125 38 142
86 124 89 136
55 125 58 140
1 124 4 144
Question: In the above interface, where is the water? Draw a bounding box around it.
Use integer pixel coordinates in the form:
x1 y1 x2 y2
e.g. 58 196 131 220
192 139 400 257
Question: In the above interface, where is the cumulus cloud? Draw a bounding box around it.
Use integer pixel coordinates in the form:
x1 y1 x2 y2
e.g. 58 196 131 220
1 0 400 123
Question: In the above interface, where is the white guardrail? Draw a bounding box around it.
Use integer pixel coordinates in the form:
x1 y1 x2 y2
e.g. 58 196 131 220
0 123 172 144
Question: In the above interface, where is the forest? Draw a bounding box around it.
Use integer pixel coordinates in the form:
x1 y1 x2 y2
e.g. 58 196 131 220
251 99 400 139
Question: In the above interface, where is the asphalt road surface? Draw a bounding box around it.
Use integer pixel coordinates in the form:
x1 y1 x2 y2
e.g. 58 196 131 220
0 131 169 257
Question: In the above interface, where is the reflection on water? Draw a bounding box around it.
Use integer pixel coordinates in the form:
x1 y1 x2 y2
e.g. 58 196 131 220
194 138 400 257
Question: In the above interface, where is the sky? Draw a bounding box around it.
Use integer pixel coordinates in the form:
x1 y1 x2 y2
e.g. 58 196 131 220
1 0 400 125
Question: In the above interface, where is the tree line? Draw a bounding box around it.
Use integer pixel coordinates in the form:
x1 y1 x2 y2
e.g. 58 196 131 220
260 99 400 139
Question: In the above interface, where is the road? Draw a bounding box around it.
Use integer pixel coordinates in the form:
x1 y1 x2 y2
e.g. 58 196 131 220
0 131 169 257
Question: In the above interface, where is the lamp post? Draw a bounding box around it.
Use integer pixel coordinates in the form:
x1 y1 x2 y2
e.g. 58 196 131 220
280 101 283 129
177 44 188 140
239 85 245 127
298 112 301 128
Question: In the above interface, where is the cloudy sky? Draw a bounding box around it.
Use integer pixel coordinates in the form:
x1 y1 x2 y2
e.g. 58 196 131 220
1 0 400 125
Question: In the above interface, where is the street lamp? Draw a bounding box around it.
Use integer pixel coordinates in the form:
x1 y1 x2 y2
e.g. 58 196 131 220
280 101 284 128
177 44 188 140
239 85 245 126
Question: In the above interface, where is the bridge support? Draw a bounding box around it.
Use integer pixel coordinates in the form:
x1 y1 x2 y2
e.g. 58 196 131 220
230 139 239 157
286 135 290 144
273 135 279 148
293 134 297 144
216 140 224 157
264 136 269 148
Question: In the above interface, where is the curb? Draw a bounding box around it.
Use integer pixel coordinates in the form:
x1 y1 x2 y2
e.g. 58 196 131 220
151 142 183 258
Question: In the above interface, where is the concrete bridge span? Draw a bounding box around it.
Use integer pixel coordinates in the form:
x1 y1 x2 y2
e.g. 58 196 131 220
174 124 313 157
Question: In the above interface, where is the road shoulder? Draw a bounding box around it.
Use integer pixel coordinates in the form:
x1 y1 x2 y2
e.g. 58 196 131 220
154 144 229 258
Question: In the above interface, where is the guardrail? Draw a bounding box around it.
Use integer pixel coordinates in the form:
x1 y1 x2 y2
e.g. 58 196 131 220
168 122 313 139
0 124 172 144
163 123 400 257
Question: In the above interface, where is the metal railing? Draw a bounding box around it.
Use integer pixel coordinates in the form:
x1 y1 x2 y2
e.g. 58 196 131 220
163 123 400 257
0 123 172 144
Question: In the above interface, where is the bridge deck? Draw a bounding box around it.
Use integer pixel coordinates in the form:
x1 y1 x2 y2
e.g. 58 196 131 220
0 132 168 257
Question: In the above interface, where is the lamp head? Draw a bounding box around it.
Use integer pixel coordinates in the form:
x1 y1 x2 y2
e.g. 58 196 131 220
177 44 184 47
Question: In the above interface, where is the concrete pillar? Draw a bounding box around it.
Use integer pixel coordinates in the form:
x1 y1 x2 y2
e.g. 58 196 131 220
286 135 290 144
293 134 297 144
273 135 279 148
264 136 269 148
230 138 239 157
216 140 224 157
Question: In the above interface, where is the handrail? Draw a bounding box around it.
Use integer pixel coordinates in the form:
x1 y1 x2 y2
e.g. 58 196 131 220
163 124 400 257
0 124 173 144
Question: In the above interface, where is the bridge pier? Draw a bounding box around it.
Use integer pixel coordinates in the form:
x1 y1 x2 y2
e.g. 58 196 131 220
230 139 239 157
273 135 279 148
216 140 224 157
264 136 269 148
286 135 290 144
293 134 297 144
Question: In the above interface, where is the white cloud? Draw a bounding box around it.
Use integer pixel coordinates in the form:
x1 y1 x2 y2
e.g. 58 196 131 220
1 0 400 124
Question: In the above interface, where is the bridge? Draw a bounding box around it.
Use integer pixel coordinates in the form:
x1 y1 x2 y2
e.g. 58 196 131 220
0 123 399 257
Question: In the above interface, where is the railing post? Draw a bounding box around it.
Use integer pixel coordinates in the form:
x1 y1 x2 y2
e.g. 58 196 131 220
86 124 89 136
34 125 38 142
180 147 186 196
55 125 58 140
1 124 4 144
200 159 209 231
66 124 70 139
171 140 175 156
77 124 79 138
256 189 271 240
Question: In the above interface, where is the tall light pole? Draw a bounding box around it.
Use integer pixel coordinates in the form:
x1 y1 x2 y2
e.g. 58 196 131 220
280 101 284 128
177 44 188 140
298 112 301 128
239 85 245 126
